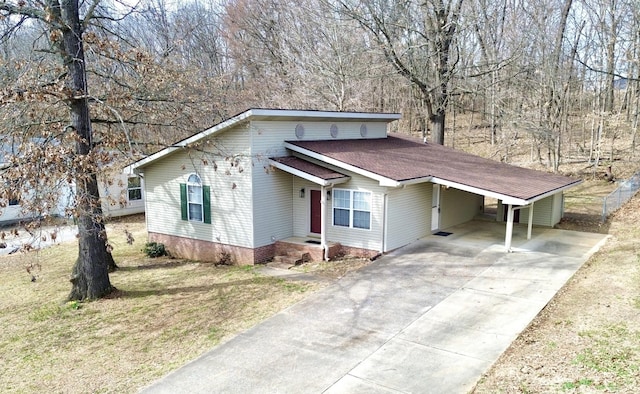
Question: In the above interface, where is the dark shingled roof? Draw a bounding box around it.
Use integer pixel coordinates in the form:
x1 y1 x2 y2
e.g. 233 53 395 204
286 134 580 201
270 156 349 181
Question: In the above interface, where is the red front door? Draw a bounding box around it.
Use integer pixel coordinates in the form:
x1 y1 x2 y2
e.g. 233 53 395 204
310 189 321 234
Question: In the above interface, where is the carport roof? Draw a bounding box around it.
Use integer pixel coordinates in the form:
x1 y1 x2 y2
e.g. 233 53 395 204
285 134 581 204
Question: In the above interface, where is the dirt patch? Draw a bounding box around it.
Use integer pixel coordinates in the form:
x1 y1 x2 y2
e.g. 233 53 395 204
292 256 372 280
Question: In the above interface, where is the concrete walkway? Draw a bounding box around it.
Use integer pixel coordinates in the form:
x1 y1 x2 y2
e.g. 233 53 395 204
141 221 608 394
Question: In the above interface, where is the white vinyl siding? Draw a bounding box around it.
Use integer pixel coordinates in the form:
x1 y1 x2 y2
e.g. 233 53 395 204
385 183 432 251
292 179 318 237
250 120 388 142
250 121 295 247
497 193 562 227
439 188 483 229
143 126 254 248
517 194 562 227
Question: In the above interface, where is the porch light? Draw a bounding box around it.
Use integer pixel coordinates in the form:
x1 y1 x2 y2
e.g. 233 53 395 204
326 190 331 200
299 188 305 198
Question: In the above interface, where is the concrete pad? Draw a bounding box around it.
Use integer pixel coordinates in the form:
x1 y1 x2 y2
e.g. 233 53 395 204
399 317 513 361
324 374 405 393
141 222 608 394
346 338 490 394
423 288 543 336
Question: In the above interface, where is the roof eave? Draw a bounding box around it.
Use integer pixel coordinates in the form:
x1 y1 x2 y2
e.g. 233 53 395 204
526 178 583 203
249 108 401 122
430 176 582 205
268 158 350 186
430 177 529 205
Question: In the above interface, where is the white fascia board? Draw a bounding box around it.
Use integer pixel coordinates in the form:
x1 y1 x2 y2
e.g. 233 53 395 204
251 109 401 122
123 147 178 172
526 179 583 203
268 159 350 186
284 142 400 187
127 110 254 171
430 177 528 205
178 110 253 147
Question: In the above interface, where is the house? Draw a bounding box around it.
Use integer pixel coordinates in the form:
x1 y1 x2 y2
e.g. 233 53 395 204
1 138 144 225
98 171 145 218
125 108 581 264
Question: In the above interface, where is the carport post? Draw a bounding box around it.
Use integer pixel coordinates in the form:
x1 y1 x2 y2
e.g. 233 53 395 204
527 202 534 240
321 186 328 261
505 204 514 252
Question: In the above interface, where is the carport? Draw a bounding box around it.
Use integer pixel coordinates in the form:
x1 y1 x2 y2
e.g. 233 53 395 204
429 176 578 251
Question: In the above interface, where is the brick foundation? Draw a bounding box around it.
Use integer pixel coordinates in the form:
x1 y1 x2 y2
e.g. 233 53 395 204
147 232 380 265
149 232 275 265
338 245 381 260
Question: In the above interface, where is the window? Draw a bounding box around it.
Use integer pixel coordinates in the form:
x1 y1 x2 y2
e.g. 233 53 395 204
4 182 19 206
332 189 371 230
187 174 203 222
180 174 211 224
127 176 142 201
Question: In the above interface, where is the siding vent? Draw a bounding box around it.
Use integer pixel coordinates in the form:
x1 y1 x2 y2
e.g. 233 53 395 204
330 124 339 138
360 124 368 137
295 124 305 139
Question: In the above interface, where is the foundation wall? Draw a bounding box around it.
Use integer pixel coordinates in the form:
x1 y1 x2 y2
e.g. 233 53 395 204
149 232 274 265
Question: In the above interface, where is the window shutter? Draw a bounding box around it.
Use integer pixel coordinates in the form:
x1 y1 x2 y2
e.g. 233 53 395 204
203 185 211 224
180 183 188 220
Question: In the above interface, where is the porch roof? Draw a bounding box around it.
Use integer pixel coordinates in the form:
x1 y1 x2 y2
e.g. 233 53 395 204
285 133 581 205
269 156 350 186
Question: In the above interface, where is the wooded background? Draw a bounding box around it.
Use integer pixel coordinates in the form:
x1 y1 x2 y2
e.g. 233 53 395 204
3 0 639 170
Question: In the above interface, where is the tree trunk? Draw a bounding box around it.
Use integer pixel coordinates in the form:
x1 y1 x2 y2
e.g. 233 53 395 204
431 111 445 145
52 0 115 300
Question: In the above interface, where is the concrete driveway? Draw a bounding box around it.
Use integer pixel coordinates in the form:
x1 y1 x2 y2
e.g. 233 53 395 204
141 221 608 394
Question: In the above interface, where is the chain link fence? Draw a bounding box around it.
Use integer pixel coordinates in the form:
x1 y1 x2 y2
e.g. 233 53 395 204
602 171 640 222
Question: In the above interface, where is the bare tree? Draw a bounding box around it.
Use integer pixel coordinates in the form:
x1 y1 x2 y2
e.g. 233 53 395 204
333 0 464 144
0 0 120 300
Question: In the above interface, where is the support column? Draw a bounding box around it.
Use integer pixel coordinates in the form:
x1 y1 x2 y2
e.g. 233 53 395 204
527 202 534 240
321 186 328 261
505 204 514 252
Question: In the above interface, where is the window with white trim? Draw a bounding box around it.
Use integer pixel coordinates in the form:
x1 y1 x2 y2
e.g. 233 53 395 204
127 176 142 201
187 174 203 222
332 189 371 230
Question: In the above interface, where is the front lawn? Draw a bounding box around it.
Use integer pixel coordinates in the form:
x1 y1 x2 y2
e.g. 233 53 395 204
0 217 319 393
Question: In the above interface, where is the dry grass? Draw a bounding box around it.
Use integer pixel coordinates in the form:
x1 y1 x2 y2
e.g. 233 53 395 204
0 217 334 393
469 159 640 391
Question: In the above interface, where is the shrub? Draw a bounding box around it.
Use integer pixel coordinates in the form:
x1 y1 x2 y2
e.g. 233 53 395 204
143 242 167 258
